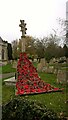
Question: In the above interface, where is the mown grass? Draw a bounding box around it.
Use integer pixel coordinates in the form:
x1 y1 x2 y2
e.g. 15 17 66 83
0 64 16 74
27 73 67 116
2 72 68 117
2 85 15 104
0 78 2 105
0 66 2 74
1 62 68 117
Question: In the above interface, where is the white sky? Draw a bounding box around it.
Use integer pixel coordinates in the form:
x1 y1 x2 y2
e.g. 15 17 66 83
0 0 67 43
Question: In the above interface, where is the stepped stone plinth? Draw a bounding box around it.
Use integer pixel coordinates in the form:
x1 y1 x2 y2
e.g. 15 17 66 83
4 77 16 86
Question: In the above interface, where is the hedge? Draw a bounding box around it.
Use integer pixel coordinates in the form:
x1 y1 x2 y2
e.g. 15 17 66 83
2 97 63 120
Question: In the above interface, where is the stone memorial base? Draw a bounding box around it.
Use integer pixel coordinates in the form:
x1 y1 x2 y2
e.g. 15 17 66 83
4 77 16 86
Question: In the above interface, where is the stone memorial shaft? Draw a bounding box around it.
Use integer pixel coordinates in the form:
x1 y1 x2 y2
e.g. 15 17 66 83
19 20 27 52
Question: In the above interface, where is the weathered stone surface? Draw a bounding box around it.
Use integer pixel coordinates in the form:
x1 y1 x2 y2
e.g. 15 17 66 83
12 60 17 68
57 70 68 84
34 59 37 62
42 66 54 73
47 66 54 73
53 69 58 75
40 58 46 66
37 58 47 72
0 37 8 62
4 77 16 86
37 63 43 72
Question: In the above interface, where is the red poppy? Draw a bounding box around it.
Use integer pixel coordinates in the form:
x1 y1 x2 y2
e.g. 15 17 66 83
24 85 29 89
54 88 59 91
16 52 63 95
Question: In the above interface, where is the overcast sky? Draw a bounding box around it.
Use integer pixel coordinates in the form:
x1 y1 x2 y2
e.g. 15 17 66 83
0 0 67 43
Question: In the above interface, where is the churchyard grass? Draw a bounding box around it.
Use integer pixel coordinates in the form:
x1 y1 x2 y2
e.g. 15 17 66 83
0 78 2 104
0 66 2 74
2 72 68 117
1 62 68 116
0 61 67 74
2 84 15 104
27 73 67 116
0 63 16 74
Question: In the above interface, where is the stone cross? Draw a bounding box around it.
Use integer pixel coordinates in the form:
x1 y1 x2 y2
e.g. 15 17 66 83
19 20 27 52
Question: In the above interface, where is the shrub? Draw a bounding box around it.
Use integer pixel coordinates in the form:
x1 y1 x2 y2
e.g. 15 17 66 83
2 97 61 120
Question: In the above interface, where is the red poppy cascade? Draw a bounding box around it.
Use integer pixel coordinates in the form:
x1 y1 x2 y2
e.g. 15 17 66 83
16 53 62 95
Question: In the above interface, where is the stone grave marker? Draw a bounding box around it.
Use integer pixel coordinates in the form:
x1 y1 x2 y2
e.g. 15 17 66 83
34 58 37 62
42 66 54 73
53 69 58 75
12 60 17 68
47 66 54 73
37 63 43 72
37 58 47 72
57 70 68 84
53 63 61 75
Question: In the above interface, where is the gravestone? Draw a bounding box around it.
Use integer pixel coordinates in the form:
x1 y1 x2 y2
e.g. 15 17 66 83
49 58 55 64
57 70 68 84
53 69 58 75
66 58 68 67
47 66 54 73
12 60 17 68
34 58 37 62
37 58 55 73
40 58 46 66
42 66 54 73
53 63 61 75
37 58 47 72
37 63 43 72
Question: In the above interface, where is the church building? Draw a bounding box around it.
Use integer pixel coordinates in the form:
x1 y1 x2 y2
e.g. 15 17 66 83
0 37 8 64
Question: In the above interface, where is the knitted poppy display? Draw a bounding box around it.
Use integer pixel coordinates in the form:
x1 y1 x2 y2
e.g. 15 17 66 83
16 53 63 95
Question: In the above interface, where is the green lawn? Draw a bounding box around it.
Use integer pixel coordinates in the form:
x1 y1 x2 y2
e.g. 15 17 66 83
2 85 15 103
0 78 2 105
2 72 68 117
1 62 68 117
0 61 36 74
0 66 2 74
0 64 16 74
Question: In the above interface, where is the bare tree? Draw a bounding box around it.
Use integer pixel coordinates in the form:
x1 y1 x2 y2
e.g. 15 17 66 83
12 39 18 60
